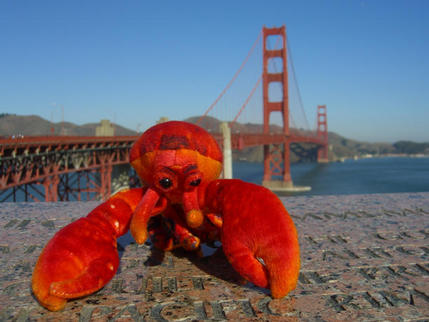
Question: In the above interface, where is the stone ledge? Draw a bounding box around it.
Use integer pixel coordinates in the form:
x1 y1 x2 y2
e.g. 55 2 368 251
1 192 429 321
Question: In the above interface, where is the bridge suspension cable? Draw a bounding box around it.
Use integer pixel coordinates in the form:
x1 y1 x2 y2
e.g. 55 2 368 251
231 75 262 125
197 30 263 125
287 38 311 132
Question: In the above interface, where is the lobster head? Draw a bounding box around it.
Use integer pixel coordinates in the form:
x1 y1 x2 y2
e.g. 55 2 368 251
130 121 222 229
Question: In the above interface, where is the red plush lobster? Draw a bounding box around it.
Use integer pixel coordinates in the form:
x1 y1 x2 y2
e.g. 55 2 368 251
32 121 300 311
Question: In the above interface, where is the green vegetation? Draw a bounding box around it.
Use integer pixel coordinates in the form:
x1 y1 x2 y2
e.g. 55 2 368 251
393 141 429 155
0 113 15 118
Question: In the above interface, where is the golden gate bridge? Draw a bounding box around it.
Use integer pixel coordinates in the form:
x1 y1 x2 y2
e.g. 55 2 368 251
0 26 328 202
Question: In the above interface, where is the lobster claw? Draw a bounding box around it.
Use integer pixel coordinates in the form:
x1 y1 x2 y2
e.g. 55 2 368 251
204 179 300 299
32 188 144 311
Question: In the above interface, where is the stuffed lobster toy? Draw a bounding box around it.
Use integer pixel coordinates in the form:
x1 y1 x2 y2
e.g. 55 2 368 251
32 121 300 311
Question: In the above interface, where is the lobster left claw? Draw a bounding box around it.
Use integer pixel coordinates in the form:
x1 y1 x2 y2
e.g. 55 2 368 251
200 179 300 299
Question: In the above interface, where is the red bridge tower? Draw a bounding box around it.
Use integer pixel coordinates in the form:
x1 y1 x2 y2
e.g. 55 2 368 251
262 26 292 189
317 104 329 162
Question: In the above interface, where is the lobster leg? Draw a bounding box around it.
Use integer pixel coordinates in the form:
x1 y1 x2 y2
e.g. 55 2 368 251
32 188 145 311
130 187 168 244
147 205 201 252
201 179 300 299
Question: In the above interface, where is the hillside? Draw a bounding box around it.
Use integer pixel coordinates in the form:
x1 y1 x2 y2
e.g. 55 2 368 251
1 114 427 162
0 114 137 137
184 116 429 162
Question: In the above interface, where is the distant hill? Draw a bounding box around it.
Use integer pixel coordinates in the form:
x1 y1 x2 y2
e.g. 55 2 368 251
0 114 137 137
184 116 429 162
1 114 427 162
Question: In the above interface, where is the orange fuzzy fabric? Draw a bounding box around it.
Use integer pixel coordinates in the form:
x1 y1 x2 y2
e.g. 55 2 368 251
203 179 300 298
32 188 144 311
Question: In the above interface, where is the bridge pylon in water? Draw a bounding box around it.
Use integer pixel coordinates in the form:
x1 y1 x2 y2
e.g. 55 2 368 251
262 25 293 189
317 105 329 163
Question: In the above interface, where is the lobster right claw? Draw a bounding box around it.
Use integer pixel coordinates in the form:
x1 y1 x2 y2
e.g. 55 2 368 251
32 188 145 311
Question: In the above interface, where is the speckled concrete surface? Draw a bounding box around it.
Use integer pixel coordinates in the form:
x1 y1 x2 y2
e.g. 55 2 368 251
0 192 428 321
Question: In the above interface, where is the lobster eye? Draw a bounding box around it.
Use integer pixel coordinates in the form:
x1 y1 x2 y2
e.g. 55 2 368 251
189 178 201 187
159 177 172 189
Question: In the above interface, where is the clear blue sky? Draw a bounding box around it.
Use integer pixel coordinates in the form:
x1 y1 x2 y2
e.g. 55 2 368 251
1 0 428 142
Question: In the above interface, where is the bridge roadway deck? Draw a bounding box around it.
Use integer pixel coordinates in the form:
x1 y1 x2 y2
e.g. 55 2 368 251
1 192 428 321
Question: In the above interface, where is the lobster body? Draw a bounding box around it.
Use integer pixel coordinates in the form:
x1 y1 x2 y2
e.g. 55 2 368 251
32 121 300 311
202 179 300 298
32 188 144 311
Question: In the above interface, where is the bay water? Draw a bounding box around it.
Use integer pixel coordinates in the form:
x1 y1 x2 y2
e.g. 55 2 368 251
2 157 428 201
233 157 429 196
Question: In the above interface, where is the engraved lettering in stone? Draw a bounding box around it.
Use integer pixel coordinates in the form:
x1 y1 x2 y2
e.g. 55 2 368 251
17 219 30 230
302 271 324 284
413 288 429 302
365 247 392 258
417 207 429 215
125 259 140 270
209 301 227 320
344 211 360 218
305 236 319 245
0 245 10 254
14 262 31 273
322 211 340 219
362 292 381 308
298 272 311 284
192 277 204 290
344 249 359 259
111 304 144 322
290 214 300 221
327 235 348 244
358 267 379 280
136 278 147 294
152 277 162 293
395 245 426 256
257 297 280 316
327 294 360 312
4 219 18 228
322 250 347 261
300 271 340 284
167 277 177 292
79 306 112 322
161 256 174 268
383 209 401 217
4 283 20 296
309 214 323 220
400 230 425 240
419 229 429 239
14 309 29 322
414 263 429 275
111 279 124 293
420 246 429 256
193 301 208 320
41 220 55 230
378 290 409 307
24 245 37 254
238 299 256 317
385 265 419 279
377 231 403 240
